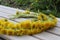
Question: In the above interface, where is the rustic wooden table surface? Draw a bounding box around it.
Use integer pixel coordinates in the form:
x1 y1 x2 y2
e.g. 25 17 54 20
0 5 60 40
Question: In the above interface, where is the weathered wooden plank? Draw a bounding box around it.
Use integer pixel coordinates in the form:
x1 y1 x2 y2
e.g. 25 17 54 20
0 5 24 14
47 27 60 36
0 12 10 18
0 34 39 40
0 5 34 15
33 32 60 40
56 18 60 28
4 35 39 40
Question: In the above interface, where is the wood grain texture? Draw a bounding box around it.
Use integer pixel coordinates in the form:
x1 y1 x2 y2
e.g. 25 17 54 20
33 32 60 40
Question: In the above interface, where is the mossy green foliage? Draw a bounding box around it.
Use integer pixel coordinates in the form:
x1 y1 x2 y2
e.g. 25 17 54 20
0 0 60 17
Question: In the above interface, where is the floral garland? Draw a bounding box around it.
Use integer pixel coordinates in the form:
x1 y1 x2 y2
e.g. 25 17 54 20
0 10 57 36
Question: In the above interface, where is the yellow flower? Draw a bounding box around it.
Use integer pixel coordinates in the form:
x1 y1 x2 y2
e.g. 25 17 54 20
42 14 47 20
0 19 3 23
11 24 17 29
43 21 51 30
6 29 14 35
26 29 31 35
37 16 42 20
0 26 5 34
15 23 21 29
0 18 9 27
24 10 30 14
0 19 4 25
38 13 47 20
21 20 32 28
0 18 8 22
0 26 3 30
50 22 56 28
32 21 42 28
7 22 15 28
15 29 26 36
15 30 20 36
0 29 7 34
53 18 57 24
20 29 26 35
2 21 9 27
30 28 41 34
